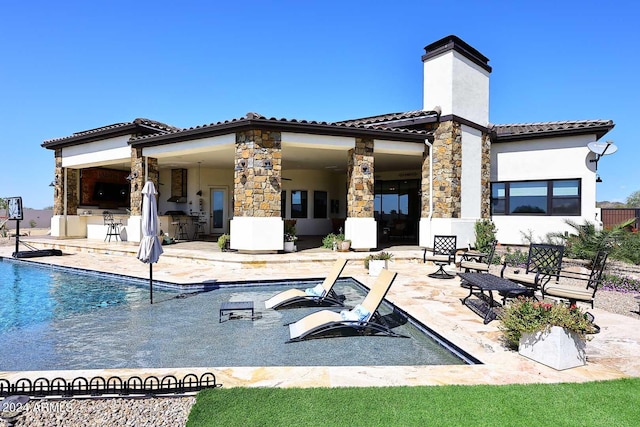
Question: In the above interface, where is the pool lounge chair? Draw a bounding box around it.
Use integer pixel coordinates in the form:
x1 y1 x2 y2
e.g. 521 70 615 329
264 259 348 309
287 269 405 342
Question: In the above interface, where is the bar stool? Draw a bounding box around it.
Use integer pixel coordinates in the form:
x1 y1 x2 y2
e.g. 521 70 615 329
171 216 189 240
192 214 207 240
103 212 122 242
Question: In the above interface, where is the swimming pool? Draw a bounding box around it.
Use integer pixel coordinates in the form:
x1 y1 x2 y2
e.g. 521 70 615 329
0 258 476 371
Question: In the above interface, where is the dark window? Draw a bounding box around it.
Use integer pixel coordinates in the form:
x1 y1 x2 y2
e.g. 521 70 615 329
491 179 581 216
291 190 308 218
510 182 547 214
314 191 328 218
491 183 506 214
551 180 580 215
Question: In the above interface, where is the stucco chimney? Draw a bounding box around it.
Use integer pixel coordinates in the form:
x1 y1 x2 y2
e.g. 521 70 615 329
422 35 491 126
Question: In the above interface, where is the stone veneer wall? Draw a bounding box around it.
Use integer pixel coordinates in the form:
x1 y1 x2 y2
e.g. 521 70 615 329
422 121 462 218
347 138 374 218
480 132 491 218
65 169 78 215
129 148 157 216
52 149 78 215
234 130 281 217
53 150 63 215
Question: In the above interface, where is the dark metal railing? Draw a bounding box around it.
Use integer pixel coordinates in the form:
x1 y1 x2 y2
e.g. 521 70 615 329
0 372 221 397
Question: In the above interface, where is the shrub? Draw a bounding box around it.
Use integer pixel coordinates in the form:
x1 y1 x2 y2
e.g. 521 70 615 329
217 234 230 251
364 251 393 269
612 230 640 265
29 219 37 228
555 218 633 262
474 219 497 253
499 297 597 349
500 247 528 268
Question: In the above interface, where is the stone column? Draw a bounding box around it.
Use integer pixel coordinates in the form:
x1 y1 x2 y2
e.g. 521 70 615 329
129 147 147 216
419 120 491 247
419 120 463 246
51 149 79 237
53 149 64 216
431 121 462 219
52 155 79 214
345 138 376 250
127 148 158 243
65 169 78 215
230 130 283 252
480 132 491 218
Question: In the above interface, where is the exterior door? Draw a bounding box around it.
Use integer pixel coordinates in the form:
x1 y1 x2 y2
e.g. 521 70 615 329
210 187 228 234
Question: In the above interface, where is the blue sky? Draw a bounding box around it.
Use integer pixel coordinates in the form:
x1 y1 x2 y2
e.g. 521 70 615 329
1 0 637 209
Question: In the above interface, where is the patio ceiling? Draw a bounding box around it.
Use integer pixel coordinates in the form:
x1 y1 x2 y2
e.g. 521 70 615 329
153 143 422 174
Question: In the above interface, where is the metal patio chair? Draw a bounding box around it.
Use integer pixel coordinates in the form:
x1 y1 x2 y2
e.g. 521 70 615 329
542 250 609 309
500 243 565 294
423 235 458 279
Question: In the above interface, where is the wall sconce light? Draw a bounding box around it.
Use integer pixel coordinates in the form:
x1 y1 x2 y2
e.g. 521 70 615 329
125 171 138 181
263 159 273 170
596 174 603 183
49 175 61 187
235 159 247 171
240 174 247 185
361 163 371 175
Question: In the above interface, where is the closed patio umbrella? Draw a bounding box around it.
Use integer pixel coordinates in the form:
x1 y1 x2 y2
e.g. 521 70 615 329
136 180 164 304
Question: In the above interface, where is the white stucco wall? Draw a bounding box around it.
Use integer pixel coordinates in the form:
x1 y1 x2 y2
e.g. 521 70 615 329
423 50 490 126
460 125 483 219
61 135 132 168
490 134 599 244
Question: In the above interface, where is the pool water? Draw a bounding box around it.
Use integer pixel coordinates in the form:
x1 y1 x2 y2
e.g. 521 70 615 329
0 259 178 334
0 259 472 371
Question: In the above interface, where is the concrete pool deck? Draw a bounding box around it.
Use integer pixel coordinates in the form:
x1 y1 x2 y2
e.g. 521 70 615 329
1 236 639 388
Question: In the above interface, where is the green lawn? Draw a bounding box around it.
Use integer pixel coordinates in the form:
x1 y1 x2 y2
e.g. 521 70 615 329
187 378 640 426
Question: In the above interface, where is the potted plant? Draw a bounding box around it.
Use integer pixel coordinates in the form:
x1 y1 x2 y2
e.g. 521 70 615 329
322 233 345 251
365 251 394 276
284 221 297 252
340 239 351 252
499 297 597 370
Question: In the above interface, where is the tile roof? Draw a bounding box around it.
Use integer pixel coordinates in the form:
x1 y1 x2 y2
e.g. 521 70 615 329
43 112 613 150
42 118 180 147
128 112 431 145
490 119 614 141
335 109 440 127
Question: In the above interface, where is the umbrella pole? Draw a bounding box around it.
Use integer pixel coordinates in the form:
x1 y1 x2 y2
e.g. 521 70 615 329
150 263 153 304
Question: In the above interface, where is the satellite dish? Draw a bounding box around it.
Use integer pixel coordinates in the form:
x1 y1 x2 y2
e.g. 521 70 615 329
588 141 618 156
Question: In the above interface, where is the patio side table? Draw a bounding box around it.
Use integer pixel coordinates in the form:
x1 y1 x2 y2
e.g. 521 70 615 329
219 301 254 322
458 272 532 324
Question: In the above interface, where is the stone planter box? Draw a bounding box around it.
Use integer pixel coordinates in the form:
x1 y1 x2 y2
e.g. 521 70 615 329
368 259 388 276
518 326 586 370
284 241 296 252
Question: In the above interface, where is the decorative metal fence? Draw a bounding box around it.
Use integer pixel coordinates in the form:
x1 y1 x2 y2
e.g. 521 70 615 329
0 372 221 398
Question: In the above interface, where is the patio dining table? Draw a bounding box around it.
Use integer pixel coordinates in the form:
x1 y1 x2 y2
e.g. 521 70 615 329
458 272 533 324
